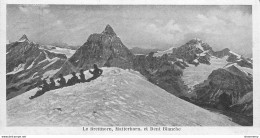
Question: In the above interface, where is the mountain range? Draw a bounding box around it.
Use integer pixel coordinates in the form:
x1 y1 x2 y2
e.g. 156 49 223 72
6 34 67 100
6 25 253 126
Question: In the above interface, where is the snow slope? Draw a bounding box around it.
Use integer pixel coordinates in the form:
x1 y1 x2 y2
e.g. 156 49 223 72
229 51 241 58
153 47 174 57
182 56 228 89
224 63 252 75
40 46 76 58
48 47 76 58
7 67 237 126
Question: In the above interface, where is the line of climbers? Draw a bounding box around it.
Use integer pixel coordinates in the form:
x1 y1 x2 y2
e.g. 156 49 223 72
29 64 103 100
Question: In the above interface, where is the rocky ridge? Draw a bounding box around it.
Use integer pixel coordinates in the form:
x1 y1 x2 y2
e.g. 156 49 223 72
55 24 134 77
6 26 253 125
6 35 67 100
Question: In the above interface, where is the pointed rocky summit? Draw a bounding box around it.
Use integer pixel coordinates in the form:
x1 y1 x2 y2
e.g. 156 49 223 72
18 34 29 42
55 24 134 77
102 24 117 36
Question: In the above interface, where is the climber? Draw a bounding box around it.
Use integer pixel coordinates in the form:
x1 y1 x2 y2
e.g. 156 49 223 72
49 77 56 90
38 79 50 92
67 72 80 86
86 64 103 82
57 74 66 87
29 79 49 100
79 69 86 82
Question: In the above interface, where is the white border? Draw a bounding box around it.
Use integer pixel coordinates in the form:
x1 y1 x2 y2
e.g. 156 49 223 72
0 0 260 135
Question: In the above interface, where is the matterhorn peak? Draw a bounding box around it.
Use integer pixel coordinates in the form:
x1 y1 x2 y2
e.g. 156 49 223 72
102 24 117 36
18 34 30 42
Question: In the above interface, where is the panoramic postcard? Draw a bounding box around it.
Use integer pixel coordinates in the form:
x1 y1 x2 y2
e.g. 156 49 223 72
5 5 253 128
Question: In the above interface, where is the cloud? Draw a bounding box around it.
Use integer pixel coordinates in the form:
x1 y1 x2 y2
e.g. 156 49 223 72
69 25 86 33
184 13 227 35
148 7 251 54
8 5 252 55
18 5 50 15
118 6 251 53
179 8 252 54
18 6 28 13
142 19 184 45
164 19 182 33
54 20 63 25
226 11 251 27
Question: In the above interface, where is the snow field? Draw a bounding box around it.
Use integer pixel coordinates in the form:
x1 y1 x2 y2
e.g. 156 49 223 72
7 67 238 126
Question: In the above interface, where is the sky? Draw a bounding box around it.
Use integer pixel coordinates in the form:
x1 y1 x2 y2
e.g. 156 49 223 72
7 5 252 56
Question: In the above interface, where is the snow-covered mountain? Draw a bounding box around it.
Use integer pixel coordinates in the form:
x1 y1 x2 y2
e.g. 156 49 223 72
6 26 252 125
7 67 237 126
40 44 76 58
153 38 252 68
134 37 253 121
154 38 213 66
6 35 67 100
134 38 252 96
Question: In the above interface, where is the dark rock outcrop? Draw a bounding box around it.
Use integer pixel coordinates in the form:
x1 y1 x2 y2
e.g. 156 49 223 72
193 65 252 116
133 52 188 96
230 91 253 116
213 48 231 58
55 24 134 76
